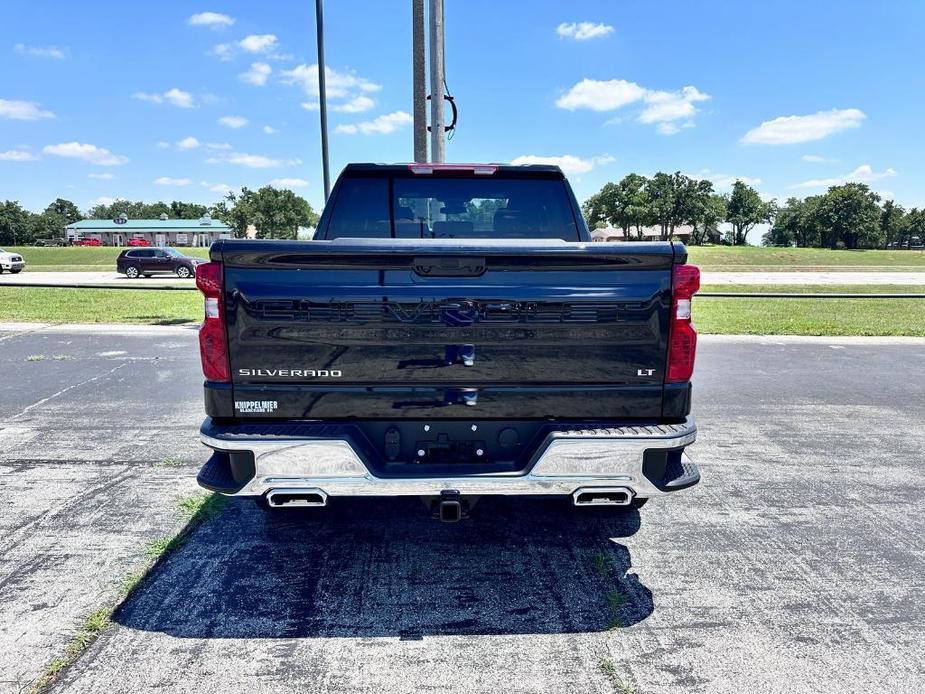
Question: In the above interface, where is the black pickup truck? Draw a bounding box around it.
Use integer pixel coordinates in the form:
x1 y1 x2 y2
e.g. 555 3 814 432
195 163 700 521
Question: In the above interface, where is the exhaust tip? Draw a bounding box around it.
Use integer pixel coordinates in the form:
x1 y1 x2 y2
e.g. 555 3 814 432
266 488 328 508
572 487 633 507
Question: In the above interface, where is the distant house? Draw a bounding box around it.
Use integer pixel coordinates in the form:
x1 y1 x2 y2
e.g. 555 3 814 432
591 225 694 243
65 215 233 247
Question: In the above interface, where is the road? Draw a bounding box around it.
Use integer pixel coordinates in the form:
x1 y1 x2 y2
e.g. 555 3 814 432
3 270 925 288
0 325 923 693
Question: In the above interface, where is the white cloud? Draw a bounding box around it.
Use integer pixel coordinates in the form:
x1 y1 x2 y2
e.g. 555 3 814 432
226 153 281 168
302 101 320 111
801 154 837 163
205 142 232 150
688 169 762 189
206 152 283 168
136 92 164 104
94 196 117 206
201 181 233 194
556 78 647 111
133 88 194 108
335 111 412 135
556 79 709 133
269 177 309 189
0 149 40 161
164 88 194 108
187 12 235 27
510 154 615 175
655 121 695 136
43 142 128 166
212 34 281 60
89 172 116 180
262 125 276 134
219 115 248 128
742 108 865 145
639 86 710 127
282 64 381 98
14 44 67 59
154 176 192 186
793 164 896 189
556 22 614 41
240 62 271 86
176 136 201 150
332 95 375 113
240 34 278 53
0 98 55 120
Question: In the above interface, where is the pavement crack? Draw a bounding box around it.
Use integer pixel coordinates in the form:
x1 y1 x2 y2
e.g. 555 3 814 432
11 363 128 421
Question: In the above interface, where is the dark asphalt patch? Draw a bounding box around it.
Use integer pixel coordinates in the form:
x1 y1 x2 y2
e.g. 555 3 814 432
116 497 651 639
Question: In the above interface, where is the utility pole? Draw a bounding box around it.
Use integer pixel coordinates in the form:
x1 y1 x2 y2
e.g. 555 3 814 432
428 0 445 163
315 0 331 200
412 0 427 162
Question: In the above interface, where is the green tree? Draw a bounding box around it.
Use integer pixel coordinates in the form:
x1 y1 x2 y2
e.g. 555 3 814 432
879 200 906 249
45 198 82 225
616 173 651 239
725 180 773 245
900 208 925 248
814 183 881 249
646 172 697 241
0 200 31 246
581 182 617 231
170 201 209 219
691 193 726 245
213 186 318 239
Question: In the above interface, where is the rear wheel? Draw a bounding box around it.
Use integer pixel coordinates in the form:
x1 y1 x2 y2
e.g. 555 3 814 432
176 265 192 278
124 266 140 279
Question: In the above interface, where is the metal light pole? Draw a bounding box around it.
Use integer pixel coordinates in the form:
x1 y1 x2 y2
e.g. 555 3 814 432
428 0 445 163
412 0 427 162
315 0 331 200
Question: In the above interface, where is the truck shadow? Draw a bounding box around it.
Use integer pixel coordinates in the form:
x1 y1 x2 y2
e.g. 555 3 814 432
115 496 653 638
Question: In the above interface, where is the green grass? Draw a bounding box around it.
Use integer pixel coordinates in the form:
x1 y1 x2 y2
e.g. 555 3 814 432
688 245 925 271
701 283 925 294
1 246 210 271
0 287 200 324
697 294 925 336
599 659 635 694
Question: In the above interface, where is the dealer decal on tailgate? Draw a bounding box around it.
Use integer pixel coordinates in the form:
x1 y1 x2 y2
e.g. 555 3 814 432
235 400 279 414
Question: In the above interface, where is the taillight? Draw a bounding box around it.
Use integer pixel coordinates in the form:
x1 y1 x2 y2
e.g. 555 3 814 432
667 264 700 383
195 262 230 382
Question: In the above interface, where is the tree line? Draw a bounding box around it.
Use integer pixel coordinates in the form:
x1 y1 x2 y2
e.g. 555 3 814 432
584 173 923 249
582 172 773 245
765 190 923 249
0 186 318 246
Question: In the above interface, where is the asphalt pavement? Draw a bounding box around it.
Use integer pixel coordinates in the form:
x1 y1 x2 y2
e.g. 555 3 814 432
0 324 923 693
3 270 925 288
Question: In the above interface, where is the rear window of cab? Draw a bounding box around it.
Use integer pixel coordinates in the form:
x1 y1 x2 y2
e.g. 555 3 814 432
323 175 580 241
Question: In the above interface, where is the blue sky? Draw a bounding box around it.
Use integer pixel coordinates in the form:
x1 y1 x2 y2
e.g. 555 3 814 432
1 0 923 214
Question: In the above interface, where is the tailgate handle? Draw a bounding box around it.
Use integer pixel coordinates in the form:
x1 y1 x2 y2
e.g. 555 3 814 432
413 256 486 277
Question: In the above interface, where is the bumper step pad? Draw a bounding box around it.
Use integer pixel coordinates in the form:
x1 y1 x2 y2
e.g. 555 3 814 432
197 452 250 494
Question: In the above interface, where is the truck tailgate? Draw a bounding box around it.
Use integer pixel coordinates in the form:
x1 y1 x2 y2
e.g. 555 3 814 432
217 239 677 420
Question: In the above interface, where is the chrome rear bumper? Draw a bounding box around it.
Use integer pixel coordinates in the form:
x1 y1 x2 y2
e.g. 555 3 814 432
198 417 699 500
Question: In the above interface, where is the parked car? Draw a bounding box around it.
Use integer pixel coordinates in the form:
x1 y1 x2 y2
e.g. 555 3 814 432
126 237 151 247
117 247 204 278
73 238 102 246
195 163 701 521
0 248 25 274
